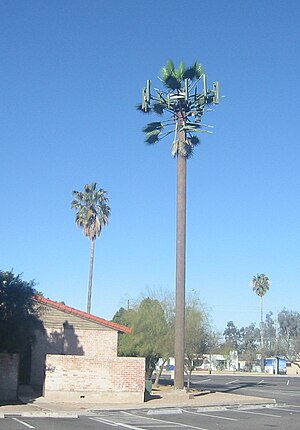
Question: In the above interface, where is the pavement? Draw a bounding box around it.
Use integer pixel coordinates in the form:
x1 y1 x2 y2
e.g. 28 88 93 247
0 384 276 418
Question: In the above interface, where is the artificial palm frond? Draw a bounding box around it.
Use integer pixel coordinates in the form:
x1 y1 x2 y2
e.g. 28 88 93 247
152 102 166 115
164 75 181 90
179 123 202 132
189 135 200 145
145 130 160 144
172 140 179 157
176 61 186 81
142 122 164 133
172 139 194 158
160 60 176 81
183 61 204 80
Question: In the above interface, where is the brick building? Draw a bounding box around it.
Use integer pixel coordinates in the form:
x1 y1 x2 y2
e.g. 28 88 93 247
26 296 145 403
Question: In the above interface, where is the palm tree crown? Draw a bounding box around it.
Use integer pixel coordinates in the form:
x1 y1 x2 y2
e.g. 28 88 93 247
252 273 271 298
137 60 218 158
71 182 110 241
71 182 110 313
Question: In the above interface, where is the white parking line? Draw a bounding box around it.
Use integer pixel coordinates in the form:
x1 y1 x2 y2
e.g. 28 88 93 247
258 379 264 384
225 379 239 385
89 417 118 426
235 410 281 418
243 387 300 397
182 409 238 421
287 380 290 385
122 411 210 430
273 407 300 413
12 418 35 429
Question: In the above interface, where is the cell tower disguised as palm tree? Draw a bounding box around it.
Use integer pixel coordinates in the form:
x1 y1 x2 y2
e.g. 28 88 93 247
71 182 110 314
251 273 271 352
138 60 220 389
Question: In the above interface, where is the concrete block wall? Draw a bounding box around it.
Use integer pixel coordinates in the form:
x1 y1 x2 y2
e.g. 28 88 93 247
0 353 19 401
44 354 145 403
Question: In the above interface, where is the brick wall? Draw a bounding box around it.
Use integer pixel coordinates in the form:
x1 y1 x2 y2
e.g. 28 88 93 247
44 354 145 403
0 353 19 401
31 327 118 386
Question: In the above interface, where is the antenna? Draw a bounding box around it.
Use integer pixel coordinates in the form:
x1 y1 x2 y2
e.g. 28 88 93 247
146 80 151 103
184 78 189 101
203 74 207 98
213 81 220 104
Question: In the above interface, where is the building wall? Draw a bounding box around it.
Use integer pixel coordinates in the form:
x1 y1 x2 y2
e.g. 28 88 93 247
287 361 300 375
44 354 145 403
31 324 118 386
0 353 19 401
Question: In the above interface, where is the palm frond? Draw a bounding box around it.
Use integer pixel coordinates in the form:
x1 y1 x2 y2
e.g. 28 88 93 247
175 61 186 81
171 139 194 158
152 102 166 115
172 140 179 157
183 61 204 80
164 75 181 90
145 130 160 144
142 122 164 133
189 135 200 145
160 60 175 80
179 123 201 132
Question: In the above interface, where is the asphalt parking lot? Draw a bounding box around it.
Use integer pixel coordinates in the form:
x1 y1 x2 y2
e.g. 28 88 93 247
190 373 300 405
1 374 300 429
2 404 300 430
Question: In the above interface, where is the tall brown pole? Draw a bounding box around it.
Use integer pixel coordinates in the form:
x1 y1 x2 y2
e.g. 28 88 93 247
174 112 186 390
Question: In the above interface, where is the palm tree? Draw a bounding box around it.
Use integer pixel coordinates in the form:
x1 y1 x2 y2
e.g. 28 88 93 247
251 273 271 356
71 182 110 313
138 60 219 389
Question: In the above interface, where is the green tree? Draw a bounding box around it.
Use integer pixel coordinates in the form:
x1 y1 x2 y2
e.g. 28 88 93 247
138 60 219 389
0 270 42 353
184 295 215 388
114 297 170 378
239 323 260 367
263 311 278 356
223 321 241 351
71 182 110 313
278 308 300 362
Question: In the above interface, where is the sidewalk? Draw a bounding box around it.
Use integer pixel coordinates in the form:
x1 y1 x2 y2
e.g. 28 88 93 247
0 385 276 418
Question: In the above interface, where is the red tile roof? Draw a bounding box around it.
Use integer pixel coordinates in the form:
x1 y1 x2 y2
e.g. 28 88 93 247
34 295 131 334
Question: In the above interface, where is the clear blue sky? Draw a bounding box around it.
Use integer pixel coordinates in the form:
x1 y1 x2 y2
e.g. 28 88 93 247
1 0 300 333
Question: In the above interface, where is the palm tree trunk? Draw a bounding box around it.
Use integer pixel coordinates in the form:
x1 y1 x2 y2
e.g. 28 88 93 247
174 112 186 390
260 296 264 370
87 238 95 313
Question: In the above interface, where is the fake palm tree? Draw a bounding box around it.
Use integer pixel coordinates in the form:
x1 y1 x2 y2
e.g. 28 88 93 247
251 273 271 355
71 183 110 313
138 60 220 389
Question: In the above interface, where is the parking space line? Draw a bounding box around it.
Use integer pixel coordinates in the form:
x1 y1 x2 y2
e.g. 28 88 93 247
273 407 300 413
182 409 238 421
12 418 35 429
225 379 239 385
89 417 118 426
234 410 281 418
122 411 210 430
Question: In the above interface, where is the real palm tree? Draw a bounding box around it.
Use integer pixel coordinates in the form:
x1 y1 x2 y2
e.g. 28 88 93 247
71 182 110 314
138 60 219 389
251 273 271 357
